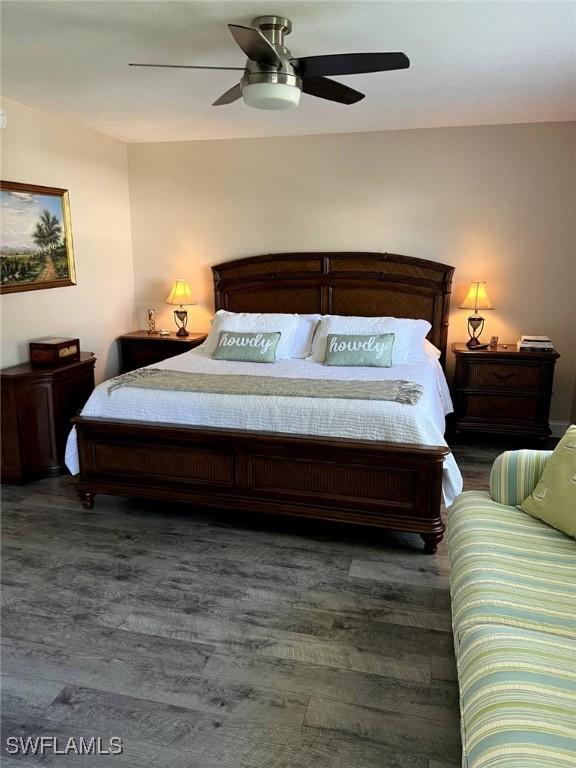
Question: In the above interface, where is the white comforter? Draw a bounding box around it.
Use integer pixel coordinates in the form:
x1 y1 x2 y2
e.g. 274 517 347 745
65 347 463 505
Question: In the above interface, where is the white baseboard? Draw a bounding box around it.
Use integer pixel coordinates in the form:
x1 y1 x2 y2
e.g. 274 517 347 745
550 420 570 438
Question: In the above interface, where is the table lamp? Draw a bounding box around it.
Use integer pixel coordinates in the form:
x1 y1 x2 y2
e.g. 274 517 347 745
166 279 195 337
459 281 494 349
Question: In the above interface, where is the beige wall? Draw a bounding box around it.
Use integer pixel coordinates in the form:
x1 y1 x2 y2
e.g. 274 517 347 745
1 98 134 381
128 122 576 423
3 107 573 421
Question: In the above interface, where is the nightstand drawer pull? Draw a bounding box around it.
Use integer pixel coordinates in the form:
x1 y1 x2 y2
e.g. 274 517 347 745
468 363 540 390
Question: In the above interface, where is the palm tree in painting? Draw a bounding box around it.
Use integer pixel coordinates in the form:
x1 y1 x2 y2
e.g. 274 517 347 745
32 209 62 280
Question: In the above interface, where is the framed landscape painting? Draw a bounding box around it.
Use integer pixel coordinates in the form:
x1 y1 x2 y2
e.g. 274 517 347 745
1 180 76 294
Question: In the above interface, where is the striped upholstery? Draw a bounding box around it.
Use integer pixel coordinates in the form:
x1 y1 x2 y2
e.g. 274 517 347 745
457 624 576 768
449 491 576 639
489 449 552 506
449 449 576 768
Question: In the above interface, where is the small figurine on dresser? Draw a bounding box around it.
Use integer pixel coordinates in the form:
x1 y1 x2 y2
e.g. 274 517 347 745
147 308 158 335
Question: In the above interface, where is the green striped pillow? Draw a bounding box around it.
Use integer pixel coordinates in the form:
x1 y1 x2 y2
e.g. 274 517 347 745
490 449 552 506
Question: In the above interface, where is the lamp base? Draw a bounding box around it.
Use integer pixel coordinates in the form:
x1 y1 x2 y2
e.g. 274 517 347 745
466 315 487 349
466 338 489 349
174 308 189 337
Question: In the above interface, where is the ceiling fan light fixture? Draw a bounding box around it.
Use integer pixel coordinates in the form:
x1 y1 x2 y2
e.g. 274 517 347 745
241 81 301 110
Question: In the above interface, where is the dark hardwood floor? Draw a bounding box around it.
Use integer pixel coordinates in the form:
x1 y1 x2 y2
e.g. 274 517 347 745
1 441 506 767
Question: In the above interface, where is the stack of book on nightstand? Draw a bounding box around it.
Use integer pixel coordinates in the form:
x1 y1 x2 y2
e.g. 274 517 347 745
517 335 555 352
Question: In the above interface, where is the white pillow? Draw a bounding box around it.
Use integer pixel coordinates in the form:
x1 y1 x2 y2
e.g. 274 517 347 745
204 311 299 360
310 315 432 365
423 339 442 360
291 314 321 358
407 338 442 363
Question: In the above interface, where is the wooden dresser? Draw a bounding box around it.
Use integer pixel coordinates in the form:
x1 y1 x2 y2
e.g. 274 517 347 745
1 353 96 482
452 343 559 441
118 331 207 373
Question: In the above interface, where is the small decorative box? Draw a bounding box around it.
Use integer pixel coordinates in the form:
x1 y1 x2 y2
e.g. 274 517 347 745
29 337 80 366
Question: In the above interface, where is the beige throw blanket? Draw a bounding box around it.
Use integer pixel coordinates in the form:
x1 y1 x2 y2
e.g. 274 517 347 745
107 369 423 405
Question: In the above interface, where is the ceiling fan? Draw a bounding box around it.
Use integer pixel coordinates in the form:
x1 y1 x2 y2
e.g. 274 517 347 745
130 15 410 111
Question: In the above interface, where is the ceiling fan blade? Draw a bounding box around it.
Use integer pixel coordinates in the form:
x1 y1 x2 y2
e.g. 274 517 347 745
212 83 242 106
129 63 245 71
228 24 281 66
292 52 409 79
302 77 365 105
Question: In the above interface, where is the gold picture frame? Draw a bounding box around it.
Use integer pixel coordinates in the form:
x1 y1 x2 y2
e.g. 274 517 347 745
1 180 76 294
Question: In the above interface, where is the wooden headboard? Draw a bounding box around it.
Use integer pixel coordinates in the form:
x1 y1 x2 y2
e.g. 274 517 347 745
212 252 454 366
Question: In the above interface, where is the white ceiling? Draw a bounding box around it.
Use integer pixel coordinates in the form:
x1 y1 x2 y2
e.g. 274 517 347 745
2 1 575 143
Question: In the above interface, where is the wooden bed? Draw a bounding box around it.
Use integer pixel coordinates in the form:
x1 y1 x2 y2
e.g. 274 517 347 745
74 252 454 552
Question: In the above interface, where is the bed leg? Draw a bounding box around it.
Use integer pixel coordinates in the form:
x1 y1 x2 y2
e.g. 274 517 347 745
421 531 443 554
78 490 95 509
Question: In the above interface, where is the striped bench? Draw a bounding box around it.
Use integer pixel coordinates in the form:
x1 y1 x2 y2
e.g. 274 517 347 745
448 449 576 768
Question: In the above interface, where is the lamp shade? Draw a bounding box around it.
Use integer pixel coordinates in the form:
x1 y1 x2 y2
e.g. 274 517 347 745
166 279 195 306
459 282 494 313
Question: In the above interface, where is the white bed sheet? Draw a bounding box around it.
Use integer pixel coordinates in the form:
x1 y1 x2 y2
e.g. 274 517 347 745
65 347 462 505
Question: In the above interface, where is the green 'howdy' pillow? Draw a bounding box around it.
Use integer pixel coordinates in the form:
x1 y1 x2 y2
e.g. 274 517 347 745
324 333 394 367
213 331 281 363
520 424 576 538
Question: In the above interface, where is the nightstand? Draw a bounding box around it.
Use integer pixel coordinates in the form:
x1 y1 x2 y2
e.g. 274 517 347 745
1 353 96 482
452 343 560 441
117 331 207 373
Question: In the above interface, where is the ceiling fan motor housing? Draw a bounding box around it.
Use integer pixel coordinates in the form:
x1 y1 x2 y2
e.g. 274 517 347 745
241 15 302 110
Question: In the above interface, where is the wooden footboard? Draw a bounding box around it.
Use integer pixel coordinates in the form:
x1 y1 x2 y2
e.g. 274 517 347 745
73 417 449 552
